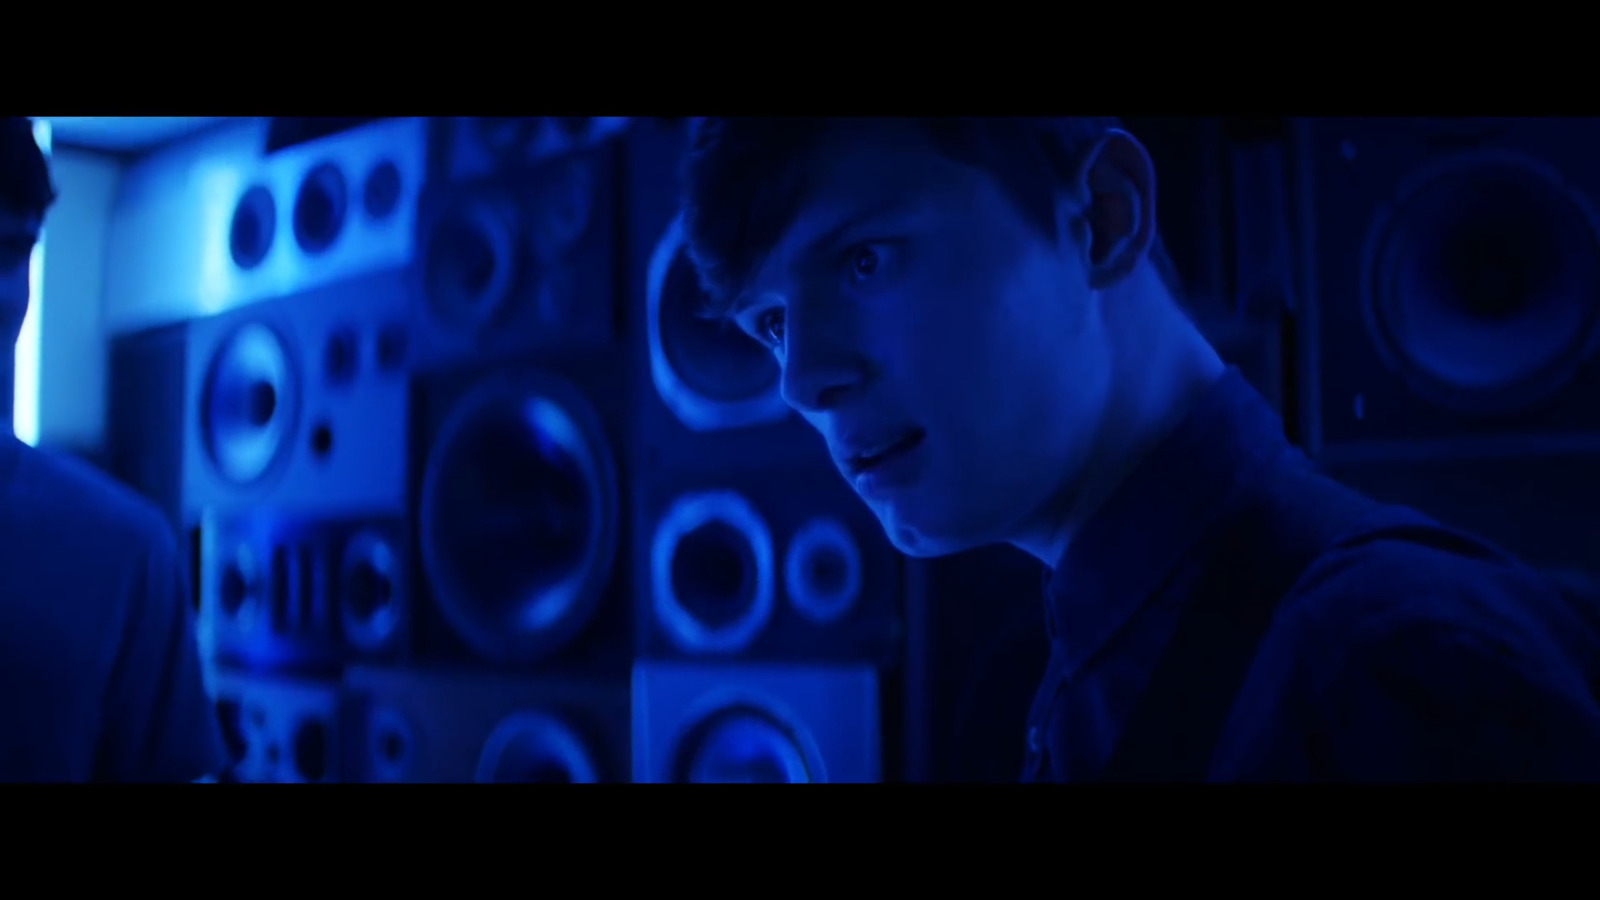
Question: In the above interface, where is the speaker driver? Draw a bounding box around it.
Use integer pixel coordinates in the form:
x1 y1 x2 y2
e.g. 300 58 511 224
200 322 297 485
1362 151 1600 416
672 703 816 784
420 372 617 666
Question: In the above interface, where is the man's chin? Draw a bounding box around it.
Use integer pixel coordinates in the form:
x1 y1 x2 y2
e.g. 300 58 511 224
876 509 978 559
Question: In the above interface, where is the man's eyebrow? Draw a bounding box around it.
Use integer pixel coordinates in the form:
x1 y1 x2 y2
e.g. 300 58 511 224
728 199 909 317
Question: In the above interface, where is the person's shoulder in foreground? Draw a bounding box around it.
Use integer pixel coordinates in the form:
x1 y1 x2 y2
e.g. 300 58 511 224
1215 462 1600 782
0 439 226 782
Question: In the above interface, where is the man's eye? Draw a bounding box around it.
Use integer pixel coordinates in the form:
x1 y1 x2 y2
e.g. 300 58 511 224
848 245 881 281
755 308 785 347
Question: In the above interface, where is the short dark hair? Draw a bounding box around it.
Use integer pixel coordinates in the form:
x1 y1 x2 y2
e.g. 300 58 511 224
1 117 56 220
679 117 1184 318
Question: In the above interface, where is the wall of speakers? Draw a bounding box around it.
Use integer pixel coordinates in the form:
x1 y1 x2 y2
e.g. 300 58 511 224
114 117 921 782
104 117 430 334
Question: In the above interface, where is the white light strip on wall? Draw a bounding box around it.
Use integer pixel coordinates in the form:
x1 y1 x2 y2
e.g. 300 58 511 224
15 118 49 447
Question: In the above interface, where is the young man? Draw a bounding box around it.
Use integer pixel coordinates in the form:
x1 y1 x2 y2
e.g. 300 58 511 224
679 117 1600 782
0 117 225 782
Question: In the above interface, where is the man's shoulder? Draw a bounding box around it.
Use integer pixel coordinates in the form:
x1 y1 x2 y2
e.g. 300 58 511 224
1297 524 1558 625
9 444 175 559
1276 517 1592 689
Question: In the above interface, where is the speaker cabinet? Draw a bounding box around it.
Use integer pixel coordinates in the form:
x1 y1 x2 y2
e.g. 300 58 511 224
104 117 429 331
181 272 410 519
1293 117 1600 462
632 661 879 783
199 510 408 674
342 665 629 783
407 134 621 373
210 670 348 783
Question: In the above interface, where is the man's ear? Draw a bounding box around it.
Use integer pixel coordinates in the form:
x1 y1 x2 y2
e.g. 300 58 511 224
1056 129 1158 291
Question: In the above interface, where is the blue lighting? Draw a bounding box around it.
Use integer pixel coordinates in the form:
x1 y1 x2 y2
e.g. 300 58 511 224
14 118 48 446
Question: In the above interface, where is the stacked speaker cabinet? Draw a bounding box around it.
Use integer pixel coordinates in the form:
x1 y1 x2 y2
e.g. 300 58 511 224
1289 118 1600 586
624 119 902 783
341 116 635 783
134 117 433 781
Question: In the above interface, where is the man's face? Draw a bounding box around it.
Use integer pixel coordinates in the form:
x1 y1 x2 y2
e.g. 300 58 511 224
0 206 40 348
732 122 1117 558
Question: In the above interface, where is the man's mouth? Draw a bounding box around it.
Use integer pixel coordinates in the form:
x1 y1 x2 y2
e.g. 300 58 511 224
846 429 926 476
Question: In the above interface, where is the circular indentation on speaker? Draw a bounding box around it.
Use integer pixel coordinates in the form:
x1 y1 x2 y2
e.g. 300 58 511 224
323 326 358 386
784 517 863 624
293 161 348 255
230 185 276 271
363 159 402 219
309 421 333 458
367 707 414 782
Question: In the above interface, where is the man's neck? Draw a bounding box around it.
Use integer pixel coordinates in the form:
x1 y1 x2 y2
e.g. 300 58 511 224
1012 286 1225 567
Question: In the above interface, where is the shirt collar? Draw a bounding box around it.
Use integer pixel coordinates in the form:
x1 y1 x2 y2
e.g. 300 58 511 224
1043 367 1297 676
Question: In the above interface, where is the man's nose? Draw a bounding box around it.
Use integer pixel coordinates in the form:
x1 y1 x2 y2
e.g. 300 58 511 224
779 306 869 414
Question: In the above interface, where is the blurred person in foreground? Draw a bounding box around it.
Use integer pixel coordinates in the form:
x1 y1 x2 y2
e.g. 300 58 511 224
0 117 225 782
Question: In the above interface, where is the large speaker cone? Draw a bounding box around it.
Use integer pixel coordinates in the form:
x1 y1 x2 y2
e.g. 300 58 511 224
672 704 815 783
1363 151 1600 415
420 373 617 665
646 216 788 431
201 322 297 485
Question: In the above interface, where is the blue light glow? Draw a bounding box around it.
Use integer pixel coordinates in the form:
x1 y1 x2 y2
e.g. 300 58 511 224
14 119 49 446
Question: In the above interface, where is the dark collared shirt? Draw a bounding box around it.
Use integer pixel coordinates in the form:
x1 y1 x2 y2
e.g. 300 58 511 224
1021 369 1600 782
